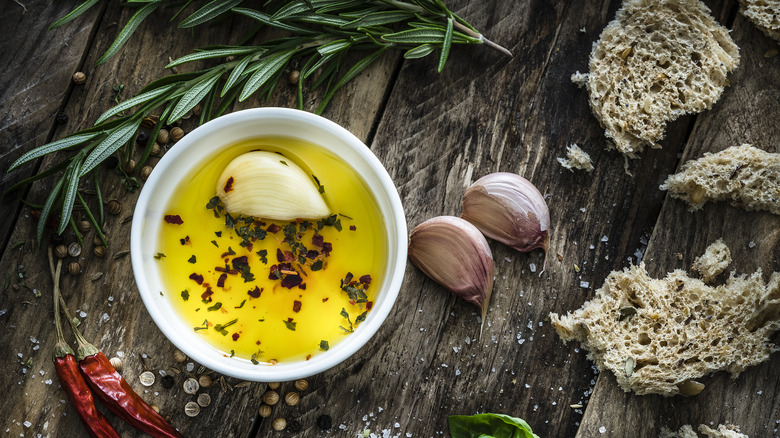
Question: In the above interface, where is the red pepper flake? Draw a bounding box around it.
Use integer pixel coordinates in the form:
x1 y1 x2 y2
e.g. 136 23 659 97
287 318 294 322
217 273 227 288
283 251 295 262
311 234 324 247
180 236 190 245
360 275 372 286
306 249 319 259
366 301 374 311
232 333 240 341
281 273 303 289
232 255 249 267
201 287 214 302
266 224 281 234
247 286 263 298
189 273 204 285
293 300 302 313
164 215 183 225
321 242 333 256
276 248 285 262
343 272 354 284
305 354 312 361
223 176 234 193
349 225 356 231
298 283 306 291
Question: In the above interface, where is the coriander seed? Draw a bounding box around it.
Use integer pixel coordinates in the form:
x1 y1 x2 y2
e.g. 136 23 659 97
123 159 136 173
72 72 86 84
197 393 211 407
268 382 280 390
198 374 212 388
109 357 123 372
77 220 91 233
183 377 199 394
284 391 299 406
139 371 155 386
68 242 82 257
272 417 286 431
54 244 68 259
258 404 272 418
151 142 162 157
184 401 200 417
68 262 81 276
107 200 121 215
262 390 279 406
294 379 308 391
94 246 107 258
93 235 103 246
140 165 153 181
192 104 202 116
173 349 186 363
157 129 169 144
170 127 184 142
288 70 300 85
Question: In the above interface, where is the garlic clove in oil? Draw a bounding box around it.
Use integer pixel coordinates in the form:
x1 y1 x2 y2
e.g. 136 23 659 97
408 216 494 331
216 151 330 220
462 172 550 272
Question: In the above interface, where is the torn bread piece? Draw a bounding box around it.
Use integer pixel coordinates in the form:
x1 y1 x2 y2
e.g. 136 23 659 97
550 263 780 396
692 239 731 283
586 0 739 158
739 0 780 42
661 144 780 215
660 424 748 438
558 144 594 172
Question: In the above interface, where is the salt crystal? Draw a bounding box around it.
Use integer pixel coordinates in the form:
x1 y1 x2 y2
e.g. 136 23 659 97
465 336 471 345
504 257 512 262
33 345 39 351
599 426 606 434
79 311 87 318
589 245 595 250
529 263 537 273
601 236 608 242
186 362 195 372
108 296 114 301
394 423 401 428
455 369 461 376
452 346 460 353
39 370 44 376
0 309 6 316
101 313 110 323
580 281 589 288
441 364 448 368
45 379 52 385
23 421 31 428
30 336 38 344
524 383 530 388
749 241 756 248
116 351 124 357
339 424 347 430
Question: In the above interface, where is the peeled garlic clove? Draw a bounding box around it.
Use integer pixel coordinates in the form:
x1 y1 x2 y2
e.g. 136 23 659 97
462 172 550 272
216 151 330 220
408 216 494 331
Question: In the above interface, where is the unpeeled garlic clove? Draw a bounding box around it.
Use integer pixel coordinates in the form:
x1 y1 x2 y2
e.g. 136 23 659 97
462 172 550 273
216 151 330 220
408 216 494 332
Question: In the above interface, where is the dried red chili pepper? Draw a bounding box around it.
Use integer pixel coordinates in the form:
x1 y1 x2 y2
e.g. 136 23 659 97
52 254 184 438
48 248 120 438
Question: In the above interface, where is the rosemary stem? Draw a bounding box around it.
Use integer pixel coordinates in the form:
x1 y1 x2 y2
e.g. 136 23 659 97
451 20 512 57
47 247 66 344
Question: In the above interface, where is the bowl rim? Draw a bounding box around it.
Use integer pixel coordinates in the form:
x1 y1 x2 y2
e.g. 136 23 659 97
131 107 407 381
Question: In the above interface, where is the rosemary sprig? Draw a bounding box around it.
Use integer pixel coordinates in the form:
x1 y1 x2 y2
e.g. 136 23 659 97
16 0 510 246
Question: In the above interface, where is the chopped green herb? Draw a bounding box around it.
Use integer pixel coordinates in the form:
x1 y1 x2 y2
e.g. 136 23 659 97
215 231 222 237
311 260 323 271
226 247 236 256
312 175 325 194
280 160 288 166
11 241 25 250
159 291 164 296
256 249 268 264
355 311 368 324
250 352 259 365
334 218 342 232
181 290 190 301
154 252 166 259
319 340 329 351
211 240 219 247
235 299 246 309
229 350 236 358
206 196 220 209
214 318 237 336
225 213 236 229
283 320 297 331
187 255 196 264
207 302 223 311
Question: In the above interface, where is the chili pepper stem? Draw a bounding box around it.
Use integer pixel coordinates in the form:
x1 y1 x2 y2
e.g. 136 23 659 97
48 246 75 358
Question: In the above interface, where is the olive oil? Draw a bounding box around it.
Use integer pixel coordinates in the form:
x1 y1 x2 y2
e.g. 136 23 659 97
157 137 386 363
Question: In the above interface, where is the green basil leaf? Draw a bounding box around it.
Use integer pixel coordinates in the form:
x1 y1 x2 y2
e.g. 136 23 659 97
8 132 102 171
96 2 163 65
179 0 244 28
448 413 539 438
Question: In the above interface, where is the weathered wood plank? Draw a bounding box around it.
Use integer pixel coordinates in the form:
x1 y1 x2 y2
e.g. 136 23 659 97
576 5 780 437
0 4 401 438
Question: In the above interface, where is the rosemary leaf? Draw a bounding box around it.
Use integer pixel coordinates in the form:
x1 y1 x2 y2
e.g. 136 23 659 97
37 177 65 246
437 16 453 73
239 50 295 101
8 132 101 171
49 0 101 29
95 84 177 125
179 0 244 28
96 2 163 65
79 120 142 177
169 70 223 122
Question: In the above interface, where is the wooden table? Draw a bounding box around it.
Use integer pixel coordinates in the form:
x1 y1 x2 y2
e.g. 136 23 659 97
1 1 779 436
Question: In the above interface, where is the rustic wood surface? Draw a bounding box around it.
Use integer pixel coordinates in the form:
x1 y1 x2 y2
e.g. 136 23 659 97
1 0 778 437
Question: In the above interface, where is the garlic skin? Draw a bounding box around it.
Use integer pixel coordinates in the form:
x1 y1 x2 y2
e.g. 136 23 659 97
462 172 550 271
408 216 494 329
216 151 330 220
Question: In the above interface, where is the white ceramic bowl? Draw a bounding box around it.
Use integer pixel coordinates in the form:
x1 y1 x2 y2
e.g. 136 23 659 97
131 108 406 381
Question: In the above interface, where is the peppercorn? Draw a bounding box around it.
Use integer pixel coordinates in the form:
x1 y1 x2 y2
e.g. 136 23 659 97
157 129 169 144
161 374 175 389
316 415 332 430
288 70 300 85
109 357 123 372
94 246 106 258
107 200 121 216
55 113 68 124
77 220 91 233
104 156 119 169
140 166 153 181
257 404 272 418
284 391 299 406
272 417 286 431
72 72 86 84
262 390 279 406
68 262 81 276
136 132 149 145
173 350 186 363
198 375 212 388
50 234 64 246
54 245 68 259
294 379 308 391
169 127 184 142
123 159 136 173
